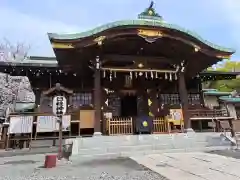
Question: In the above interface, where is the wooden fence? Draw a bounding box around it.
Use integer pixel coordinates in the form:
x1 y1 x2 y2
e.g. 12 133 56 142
106 117 170 135
106 117 133 135
153 117 169 134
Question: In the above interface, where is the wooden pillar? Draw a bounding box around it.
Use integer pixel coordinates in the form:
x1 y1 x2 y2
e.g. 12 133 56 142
143 89 150 116
178 72 191 129
198 77 205 106
93 56 102 135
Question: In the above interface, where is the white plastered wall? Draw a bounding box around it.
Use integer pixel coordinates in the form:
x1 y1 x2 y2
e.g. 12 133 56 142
203 96 219 109
226 104 237 120
203 95 237 119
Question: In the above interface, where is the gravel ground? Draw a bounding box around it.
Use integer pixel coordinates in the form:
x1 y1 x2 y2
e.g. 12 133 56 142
0 155 169 180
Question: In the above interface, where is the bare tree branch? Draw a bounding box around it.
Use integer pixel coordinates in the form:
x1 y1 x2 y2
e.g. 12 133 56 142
0 38 30 62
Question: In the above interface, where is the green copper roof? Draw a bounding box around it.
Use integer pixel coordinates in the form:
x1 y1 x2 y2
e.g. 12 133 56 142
203 90 240 103
219 96 240 103
203 91 232 96
48 2 235 54
0 56 58 67
202 89 218 92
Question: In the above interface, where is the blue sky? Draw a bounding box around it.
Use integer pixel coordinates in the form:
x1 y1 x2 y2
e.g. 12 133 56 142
0 0 239 60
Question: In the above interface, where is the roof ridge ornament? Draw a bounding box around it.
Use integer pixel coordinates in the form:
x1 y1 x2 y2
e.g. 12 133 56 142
138 1 163 21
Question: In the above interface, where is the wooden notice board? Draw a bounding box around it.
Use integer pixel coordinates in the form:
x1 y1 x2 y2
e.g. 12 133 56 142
79 110 95 129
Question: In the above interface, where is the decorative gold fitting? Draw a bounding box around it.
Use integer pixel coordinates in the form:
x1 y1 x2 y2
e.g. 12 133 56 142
216 55 230 59
194 45 200 52
138 29 163 37
94 36 106 46
51 43 74 49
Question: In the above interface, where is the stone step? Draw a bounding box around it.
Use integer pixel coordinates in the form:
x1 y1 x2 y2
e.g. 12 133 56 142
74 145 231 158
77 134 217 148
68 133 231 156
76 141 216 156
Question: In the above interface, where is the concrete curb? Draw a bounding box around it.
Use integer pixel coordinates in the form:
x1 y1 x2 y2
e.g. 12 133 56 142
69 145 233 161
0 145 232 159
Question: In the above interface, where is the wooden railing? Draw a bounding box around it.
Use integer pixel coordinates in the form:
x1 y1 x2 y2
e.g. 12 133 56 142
189 109 228 118
153 117 169 134
106 117 133 135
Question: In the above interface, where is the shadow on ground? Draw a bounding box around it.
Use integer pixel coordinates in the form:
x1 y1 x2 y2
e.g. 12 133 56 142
75 157 150 171
208 149 240 159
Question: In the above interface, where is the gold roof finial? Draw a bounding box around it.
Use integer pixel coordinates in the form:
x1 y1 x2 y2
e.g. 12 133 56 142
138 1 163 21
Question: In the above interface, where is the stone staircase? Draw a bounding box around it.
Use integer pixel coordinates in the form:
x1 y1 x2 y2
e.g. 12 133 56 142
66 132 232 157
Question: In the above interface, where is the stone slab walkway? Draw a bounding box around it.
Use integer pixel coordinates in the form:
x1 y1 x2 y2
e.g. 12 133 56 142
131 152 240 180
0 154 167 180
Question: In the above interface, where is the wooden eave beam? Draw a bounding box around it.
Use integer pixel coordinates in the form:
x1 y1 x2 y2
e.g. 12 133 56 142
103 54 179 64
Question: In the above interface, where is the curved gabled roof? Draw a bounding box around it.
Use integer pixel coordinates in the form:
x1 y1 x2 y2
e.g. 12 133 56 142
48 2 235 54
48 19 234 53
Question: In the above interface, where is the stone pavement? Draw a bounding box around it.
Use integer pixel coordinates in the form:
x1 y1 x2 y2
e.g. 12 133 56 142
131 152 240 180
0 147 58 157
0 154 168 180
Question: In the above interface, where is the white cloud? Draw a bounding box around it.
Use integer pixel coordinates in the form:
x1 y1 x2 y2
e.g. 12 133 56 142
0 6 81 56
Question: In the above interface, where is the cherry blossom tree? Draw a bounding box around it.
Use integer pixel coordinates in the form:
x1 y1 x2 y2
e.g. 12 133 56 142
0 38 30 62
0 39 34 116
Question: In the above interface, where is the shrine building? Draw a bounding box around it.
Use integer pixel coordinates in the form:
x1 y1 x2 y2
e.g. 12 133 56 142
0 2 239 141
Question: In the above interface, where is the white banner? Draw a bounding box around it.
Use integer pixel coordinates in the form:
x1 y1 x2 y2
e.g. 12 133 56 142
36 115 71 132
9 116 33 134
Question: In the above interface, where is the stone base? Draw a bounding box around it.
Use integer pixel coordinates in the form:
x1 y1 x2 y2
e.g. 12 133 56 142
93 132 102 136
68 132 231 157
